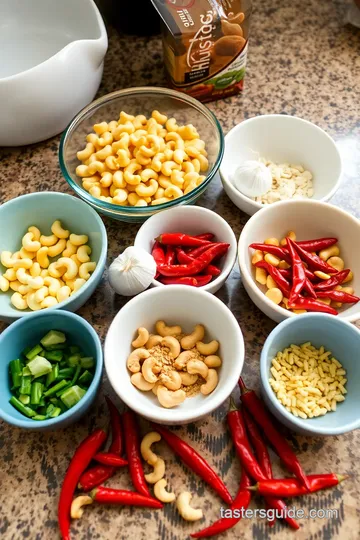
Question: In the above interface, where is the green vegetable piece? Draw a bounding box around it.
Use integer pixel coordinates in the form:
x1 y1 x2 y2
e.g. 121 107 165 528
67 354 81 367
58 368 75 380
27 356 52 379
46 403 55 416
80 357 95 369
9 396 36 417
43 350 63 362
10 359 23 388
41 330 66 348
44 343 67 351
43 379 69 397
25 344 43 361
22 366 32 376
46 364 59 387
78 370 93 387
71 365 82 385
19 376 32 395
22 346 32 358
33 415 47 421
30 382 43 406
38 397 46 407
50 407 61 418
60 385 86 409
18 394 30 405
69 345 81 354
56 383 72 397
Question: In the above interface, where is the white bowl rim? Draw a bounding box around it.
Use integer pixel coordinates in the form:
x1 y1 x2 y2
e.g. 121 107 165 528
0 191 108 318
238 199 360 323
134 205 237 292
260 313 360 435
104 285 245 423
220 113 343 210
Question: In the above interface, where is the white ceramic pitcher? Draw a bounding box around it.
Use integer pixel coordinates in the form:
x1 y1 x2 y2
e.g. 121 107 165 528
0 0 108 146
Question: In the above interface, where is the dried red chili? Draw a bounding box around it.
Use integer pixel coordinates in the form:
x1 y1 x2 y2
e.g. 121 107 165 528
123 411 150 497
287 238 307 302
296 237 337 251
255 261 291 297
249 243 291 264
157 233 212 247
316 290 360 304
165 245 176 265
288 296 338 314
90 486 163 508
314 269 350 291
293 241 337 274
157 243 229 277
158 276 198 286
249 473 348 497
94 453 128 467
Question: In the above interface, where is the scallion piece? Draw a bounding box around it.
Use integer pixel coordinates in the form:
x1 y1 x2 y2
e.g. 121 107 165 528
50 407 61 418
78 370 93 387
58 368 75 380
10 359 23 388
19 375 32 395
33 415 47 421
56 383 73 397
27 356 52 379
9 396 36 417
67 354 81 367
69 345 82 354
25 344 43 361
43 350 64 362
18 394 31 405
60 385 86 409
71 365 82 385
43 379 69 397
80 357 95 369
30 382 43 406
22 366 32 376
41 330 66 348
45 364 59 387
46 403 55 416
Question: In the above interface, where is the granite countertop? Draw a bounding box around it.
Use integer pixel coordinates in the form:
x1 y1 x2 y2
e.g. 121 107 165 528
0 0 360 538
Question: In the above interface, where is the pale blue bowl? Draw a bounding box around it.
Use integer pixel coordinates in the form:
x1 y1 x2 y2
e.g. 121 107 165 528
260 314 360 436
0 310 103 430
0 192 107 323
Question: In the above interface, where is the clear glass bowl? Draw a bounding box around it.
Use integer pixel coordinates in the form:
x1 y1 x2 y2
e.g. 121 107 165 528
59 87 224 223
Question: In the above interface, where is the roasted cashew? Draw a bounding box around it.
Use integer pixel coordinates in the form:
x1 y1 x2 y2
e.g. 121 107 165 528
132 327 150 348
43 276 62 296
19 247 36 260
155 320 182 337
174 351 194 370
127 348 150 373
131 372 155 391
201 369 218 395
152 381 160 396
69 233 88 247
56 285 71 303
164 185 183 199
187 359 209 379
70 496 93 519
40 234 58 247
13 258 33 270
196 340 219 356
176 492 203 521
48 238 66 258
41 296 58 309
11 292 28 310
124 161 142 185
27 292 43 311
204 355 222 368
161 336 181 358
36 247 50 269
135 179 158 198
181 324 205 350
56 257 79 280
62 240 77 258
51 220 70 239
79 261 96 280
0 275 9 292
28 226 41 241
156 385 186 408
142 357 159 384
179 372 198 386
160 370 182 391
146 334 163 349
145 457 165 484
48 261 66 279
140 432 161 465
154 479 176 503
1 251 19 268
77 245 92 263
22 232 41 252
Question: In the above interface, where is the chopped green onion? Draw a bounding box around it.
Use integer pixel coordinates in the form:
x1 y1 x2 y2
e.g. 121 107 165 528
9 396 36 417
80 357 95 369
43 350 63 362
22 346 32 358
43 379 69 397
41 330 66 348
33 415 47 421
78 370 93 387
69 345 82 354
60 385 86 409
46 403 55 416
58 368 75 380
10 359 23 388
56 383 73 397
25 344 43 361
27 356 52 379
67 354 81 367
18 394 31 405
30 382 43 406
50 407 61 418
46 364 59 387
22 366 32 376
44 342 68 351
71 365 82 385
19 375 32 395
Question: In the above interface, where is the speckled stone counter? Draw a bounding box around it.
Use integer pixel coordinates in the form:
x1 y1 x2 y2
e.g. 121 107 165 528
0 0 359 538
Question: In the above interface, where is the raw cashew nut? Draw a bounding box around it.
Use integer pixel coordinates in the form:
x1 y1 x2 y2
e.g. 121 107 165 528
41 296 58 308
62 240 77 257
48 238 67 258
160 370 182 391
176 492 203 522
145 457 165 484
19 247 36 260
155 320 182 337
4 268 17 281
127 348 150 373
51 220 70 239
156 385 186 408
56 257 79 280
77 245 92 263
124 161 142 185
36 247 50 268
72 278 86 293
48 262 65 279
27 276 44 290
132 327 150 348
140 432 161 465
30 262 41 278
179 372 198 386
152 381 160 396
44 276 62 296
79 262 96 280
154 479 176 503
11 292 28 310
319 245 340 261
10 281 22 292
27 292 43 311
204 355 222 368
181 324 205 350
34 286 49 304
13 258 33 270
1 251 18 268
131 372 155 391
174 351 194 370
142 357 159 384
70 495 93 519
196 340 219 356
161 336 181 358
146 335 163 349
135 179 158 198
56 286 71 303
187 360 209 379
40 234 58 247
69 233 89 246
22 232 41 252
16 268 30 285
201 369 219 395
0 275 9 292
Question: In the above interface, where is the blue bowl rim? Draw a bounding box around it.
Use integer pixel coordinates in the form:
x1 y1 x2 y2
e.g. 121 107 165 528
260 313 360 435
0 191 108 318
0 310 103 429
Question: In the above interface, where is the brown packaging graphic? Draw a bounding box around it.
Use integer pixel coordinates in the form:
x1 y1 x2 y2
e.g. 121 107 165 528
151 0 252 102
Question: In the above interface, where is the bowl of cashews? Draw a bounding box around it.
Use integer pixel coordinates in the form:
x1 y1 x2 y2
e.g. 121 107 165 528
0 192 107 323
59 86 224 223
105 285 244 424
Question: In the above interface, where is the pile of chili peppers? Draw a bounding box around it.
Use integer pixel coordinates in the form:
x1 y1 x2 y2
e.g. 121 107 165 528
250 235 359 314
152 232 230 286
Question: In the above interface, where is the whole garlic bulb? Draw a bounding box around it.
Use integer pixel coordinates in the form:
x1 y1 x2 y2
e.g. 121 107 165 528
232 160 272 198
108 246 157 296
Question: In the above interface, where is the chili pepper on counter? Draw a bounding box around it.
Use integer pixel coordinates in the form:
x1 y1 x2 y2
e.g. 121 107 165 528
176 248 221 277
287 238 307 302
157 243 230 277
316 290 360 304
152 424 232 505
90 487 163 508
293 241 337 274
123 411 150 497
158 276 198 286
296 237 338 251
255 261 291 297
58 428 107 540
94 453 128 467
248 473 348 497
194 275 213 287
156 233 212 247
314 269 350 291
239 378 310 492
191 469 251 538
249 243 291 264
165 245 176 265
288 296 338 314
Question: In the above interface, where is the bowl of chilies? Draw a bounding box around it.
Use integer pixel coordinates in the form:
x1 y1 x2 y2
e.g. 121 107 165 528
134 206 237 294
238 199 360 323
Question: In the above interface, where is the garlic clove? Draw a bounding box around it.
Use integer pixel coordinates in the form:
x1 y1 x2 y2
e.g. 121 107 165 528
232 160 272 198
108 246 157 296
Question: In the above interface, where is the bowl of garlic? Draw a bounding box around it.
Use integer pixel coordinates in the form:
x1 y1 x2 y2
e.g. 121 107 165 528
0 192 107 323
220 114 342 216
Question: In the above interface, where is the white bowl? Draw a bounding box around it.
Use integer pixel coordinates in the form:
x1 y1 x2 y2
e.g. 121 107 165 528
134 206 237 294
0 0 107 146
220 115 342 216
104 286 245 424
238 199 360 323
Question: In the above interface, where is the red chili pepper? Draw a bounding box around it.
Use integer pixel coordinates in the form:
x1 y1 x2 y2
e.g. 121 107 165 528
78 464 116 492
157 233 212 247
159 276 198 286
293 241 337 274
249 243 291 264
314 269 351 291
151 241 165 266
58 429 107 540
165 245 176 265
287 238 307 302
187 244 216 258
303 277 317 298
278 267 317 282
94 453 128 467
249 473 348 497
191 469 251 538
316 290 360 303
296 237 338 251
194 274 213 287
90 486 163 508
157 244 229 277
288 296 338 314
123 411 150 497
255 261 291 297
152 424 232 505
239 378 310 492
176 248 221 277
195 233 215 241
205 264 221 277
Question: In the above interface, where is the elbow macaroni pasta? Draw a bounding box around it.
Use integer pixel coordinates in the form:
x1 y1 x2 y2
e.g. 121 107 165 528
75 110 209 207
